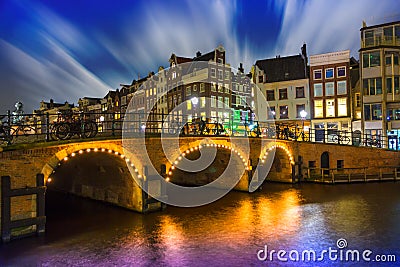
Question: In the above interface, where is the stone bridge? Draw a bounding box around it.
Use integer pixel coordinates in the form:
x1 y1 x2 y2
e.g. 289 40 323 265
0 137 399 218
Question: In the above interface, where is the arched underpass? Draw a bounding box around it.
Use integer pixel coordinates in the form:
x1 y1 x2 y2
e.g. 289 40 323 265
48 151 141 211
168 146 248 191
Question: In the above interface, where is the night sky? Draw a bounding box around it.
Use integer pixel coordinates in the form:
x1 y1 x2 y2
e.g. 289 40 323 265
0 0 399 113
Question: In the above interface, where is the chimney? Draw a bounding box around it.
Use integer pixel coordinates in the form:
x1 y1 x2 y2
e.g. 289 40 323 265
238 63 244 73
196 51 202 57
301 43 308 78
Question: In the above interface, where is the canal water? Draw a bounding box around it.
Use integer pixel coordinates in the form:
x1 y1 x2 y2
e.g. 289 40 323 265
1 182 400 266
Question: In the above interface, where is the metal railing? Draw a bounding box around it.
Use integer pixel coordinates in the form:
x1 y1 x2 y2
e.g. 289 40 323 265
0 111 399 151
304 166 400 183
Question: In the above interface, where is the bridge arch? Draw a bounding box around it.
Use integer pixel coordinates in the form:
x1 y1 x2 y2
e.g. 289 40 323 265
166 142 250 190
259 142 295 166
41 143 144 185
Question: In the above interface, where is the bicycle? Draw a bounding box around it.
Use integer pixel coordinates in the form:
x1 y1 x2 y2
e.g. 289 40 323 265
363 138 381 148
0 117 12 145
53 117 97 140
332 133 350 144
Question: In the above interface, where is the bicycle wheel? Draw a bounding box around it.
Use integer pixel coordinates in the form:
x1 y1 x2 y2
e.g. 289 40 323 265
55 123 71 140
88 121 98 138
332 135 339 144
343 136 350 144
0 127 12 145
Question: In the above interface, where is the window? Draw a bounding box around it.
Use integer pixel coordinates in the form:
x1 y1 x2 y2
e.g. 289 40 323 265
325 68 334 79
325 82 335 96
355 93 361 108
279 88 288 100
266 90 275 101
338 98 347 116
218 69 223 80
385 53 399 65
187 100 192 110
337 160 344 169
363 78 382 95
337 67 346 77
211 82 216 92
200 97 206 108
326 99 335 117
364 103 382 120
337 81 347 95
387 76 400 94
218 83 224 93
314 100 323 118
387 108 400 120
200 83 205 93
259 76 263 83
211 68 216 77
211 96 216 107
186 86 191 96
296 86 305 98
268 106 276 119
224 97 230 106
225 71 230 80
314 83 323 97
225 84 230 93
296 104 305 118
218 96 224 108
362 51 380 68
279 105 288 119
314 69 322 80
193 85 197 91
172 72 177 79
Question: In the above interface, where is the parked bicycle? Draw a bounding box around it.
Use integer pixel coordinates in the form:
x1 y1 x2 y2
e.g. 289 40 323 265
51 113 97 140
0 116 12 145
363 137 381 148
332 133 351 145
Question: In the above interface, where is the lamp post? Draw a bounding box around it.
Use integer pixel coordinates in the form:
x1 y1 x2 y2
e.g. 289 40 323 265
300 110 307 141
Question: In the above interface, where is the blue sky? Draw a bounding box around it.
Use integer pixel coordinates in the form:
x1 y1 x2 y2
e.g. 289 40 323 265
0 0 399 113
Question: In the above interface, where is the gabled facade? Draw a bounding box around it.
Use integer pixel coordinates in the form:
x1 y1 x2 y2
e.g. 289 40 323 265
253 44 309 130
309 50 352 141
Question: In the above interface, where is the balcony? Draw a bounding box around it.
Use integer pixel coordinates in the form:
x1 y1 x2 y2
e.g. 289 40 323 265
361 36 400 48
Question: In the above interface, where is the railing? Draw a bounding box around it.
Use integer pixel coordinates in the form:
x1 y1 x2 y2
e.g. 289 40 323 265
0 111 399 150
304 166 400 183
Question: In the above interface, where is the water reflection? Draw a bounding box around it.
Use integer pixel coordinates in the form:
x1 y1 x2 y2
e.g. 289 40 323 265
1 183 399 266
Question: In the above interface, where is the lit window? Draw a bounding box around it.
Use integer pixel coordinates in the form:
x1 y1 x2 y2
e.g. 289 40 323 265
326 99 335 117
296 104 305 118
338 98 347 116
186 86 191 96
187 100 192 110
314 100 323 118
211 82 216 92
211 96 216 107
268 106 276 119
224 97 230 106
200 97 206 108
325 68 334 79
200 83 205 93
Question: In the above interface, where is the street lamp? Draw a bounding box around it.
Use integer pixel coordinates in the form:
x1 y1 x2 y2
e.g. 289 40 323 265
300 110 307 141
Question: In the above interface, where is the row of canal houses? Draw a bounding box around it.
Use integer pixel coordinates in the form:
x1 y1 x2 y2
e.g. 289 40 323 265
35 20 400 149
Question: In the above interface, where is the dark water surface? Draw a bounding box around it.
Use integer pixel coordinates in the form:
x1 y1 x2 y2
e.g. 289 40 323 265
1 182 400 266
